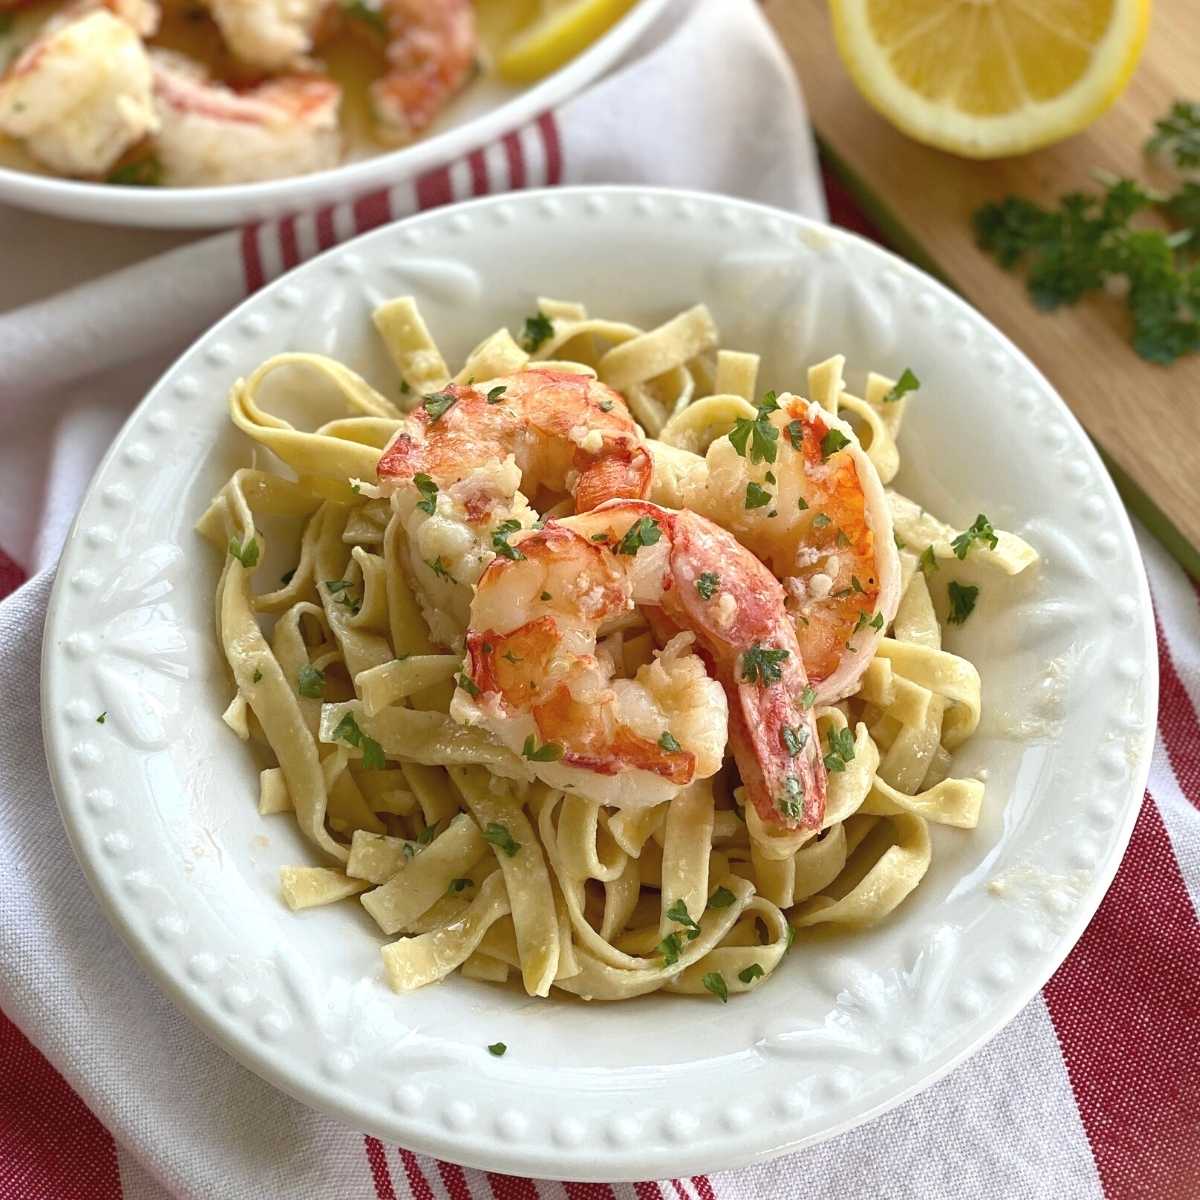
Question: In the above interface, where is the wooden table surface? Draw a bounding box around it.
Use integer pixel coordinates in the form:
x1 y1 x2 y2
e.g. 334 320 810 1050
765 0 1200 576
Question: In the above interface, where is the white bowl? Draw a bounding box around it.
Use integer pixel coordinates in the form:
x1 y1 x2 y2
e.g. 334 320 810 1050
42 187 1156 1180
0 0 670 229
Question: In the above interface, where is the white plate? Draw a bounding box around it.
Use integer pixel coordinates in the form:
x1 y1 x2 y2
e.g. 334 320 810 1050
42 187 1157 1181
0 0 670 229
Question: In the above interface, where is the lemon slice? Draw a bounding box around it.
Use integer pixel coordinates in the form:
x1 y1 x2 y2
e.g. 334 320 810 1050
497 0 639 85
829 0 1151 158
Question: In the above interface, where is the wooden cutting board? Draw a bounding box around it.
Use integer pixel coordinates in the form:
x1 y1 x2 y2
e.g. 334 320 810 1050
765 0 1200 577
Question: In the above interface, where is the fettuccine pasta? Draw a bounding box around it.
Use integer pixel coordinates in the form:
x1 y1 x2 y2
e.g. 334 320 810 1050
199 297 1037 1004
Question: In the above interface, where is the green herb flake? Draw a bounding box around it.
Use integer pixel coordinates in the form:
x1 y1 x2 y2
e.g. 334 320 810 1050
417 824 437 846
786 419 805 450
665 898 701 940
779 775 805 819
738 963 765 984
521 311 554 352
741 643 789 686
457 672 480 698
882 368 920 403
820 428 851 460
823 726 857 773
951 513 999 560
744 481 772 510
707 886 736 909
919 545 939 576
728 392 781 465
228 536 260 569
539 591 552 602
1147 100 1200 170
781 725 808 757
281 567 297 585
487 1042 507 1057
414 472 438 515
598 399 614 412
491 518 526 561
106 157 163 188
325 579 350 594
298 663 325 699
502 650 522 665
696 571 720 600
252 669 263 684
812 512 831 530
522 735 563 762
332 712 386 770
427 556 453 581
422 389 458 422
486 385 507 404
702 971 729 1003
893 532 906 550
447 877 472 894
801 685 817 709
947 581 980 625
659 730 683 753
483 822 520 857
616 516 662 555
658 932 683 967
96 711 107 724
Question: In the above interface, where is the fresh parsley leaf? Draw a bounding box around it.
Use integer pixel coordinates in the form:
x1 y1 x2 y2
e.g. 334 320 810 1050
779 774 806 820
786 419 805 450
522 735 563 762
298 664 325 699
483 822 520 857
487 1042 507 1057
491 518 526 561
252 669 263 683
658 932 683 967
947 581 980 625
616 516 662 555
801 685 817 709
96 711 107 724
738 963 765 984
659 731 682 752
744 482 772 509
1147 100 1200 169
781 725 808 757
851 575 865 593
812 512 831 530
399 379 411 396
228 536 259 569
417 824 437 846
919 545 939 576
521 311 554 351
741 643 788 686
702 971 728 1003
665 898 701 940
951 513 999 559
823 726 856 773
707 886 736 909
457 672 479 698
882 368 920 403
325 579 350 593
422 389 458 422
598 399 614 412
695 572 720 600
540 591 552 601
447 877 472 893
106 156 163 187
426 556 453 581
414 472 438 515
281 567 297 585
486 385 507 404
728 393 781 465
591 532 609 542
820 428 851 460
332 712 386 770
870 612 884 631
893 532 906 551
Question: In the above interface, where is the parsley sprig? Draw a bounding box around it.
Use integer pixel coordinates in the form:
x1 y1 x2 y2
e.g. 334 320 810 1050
947 581 980 625
823 726 856 774
741 643 789 686
332 712 386 770
491 519 526 561
521 311 554 352
1147 101 1200 170
951 513 998 559
616 516 662 555
728 391 780 465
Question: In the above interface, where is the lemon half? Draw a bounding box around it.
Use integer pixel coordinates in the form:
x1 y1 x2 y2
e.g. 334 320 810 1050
829 0 1151 158
497 0 639 85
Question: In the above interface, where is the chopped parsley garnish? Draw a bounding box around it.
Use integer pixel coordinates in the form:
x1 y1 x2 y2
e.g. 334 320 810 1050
591 532 609 542
1147 100 1200 169
332 713 386 770
491 519 526 561
426 556 453 580
781 725 808 757
281 567 297 585
325 579 350 593
797 496 809 511
522 735 563 762
107 157 163 187
786 419 805 450
252 669 263 683
665 899 701 940
738 963 765 984
658 932 683 967
399 379 411 396
457 672 479 697
951 513 999 559
947 581 980 625
741 643 789 686
744 482 772 509
848 609 884 643
413 472 438 515
598 399 614 412
349 482 361 495
786 923 797 950
893 532 906 551
850 575 865 593
801 685 817 709
483 822 520 857
702 971 729 1003
447 878 472 894
812 513 831 530
616 516 662 555
728 391 780 464
540 591 552 601
707 886 736 909
521 311 554 352
486 385 507 404
96 711 107 724
882 368 920 403
340 0 386 35
820 428 851 460
417 824 437 846
298 664 325 699
487 1042 507 1057
422 389 458 422
659 731 682 753
823 726 856 774
696 572 720 600
918 545 939 576
779 775 805 819
228 536 259 569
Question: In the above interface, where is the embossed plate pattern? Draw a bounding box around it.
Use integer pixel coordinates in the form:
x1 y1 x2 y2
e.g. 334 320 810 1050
42 188 1156 1180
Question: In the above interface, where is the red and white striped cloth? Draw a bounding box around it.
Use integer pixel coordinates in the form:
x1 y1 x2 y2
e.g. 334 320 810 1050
2 3 1199 1196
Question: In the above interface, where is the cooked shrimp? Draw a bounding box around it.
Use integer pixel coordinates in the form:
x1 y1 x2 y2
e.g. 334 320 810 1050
0 8 159 177
377 369 653 513
453 501 826 829
682 393 900 705
202 0 327 71
150 49 341 186
365 0 477 143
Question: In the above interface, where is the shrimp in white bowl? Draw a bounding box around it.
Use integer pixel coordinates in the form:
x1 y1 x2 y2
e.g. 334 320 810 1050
682 392 901 705
201 0 328 72
453 500 826 829
150 50 341 186
0 7 159 177
376 369 654 650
